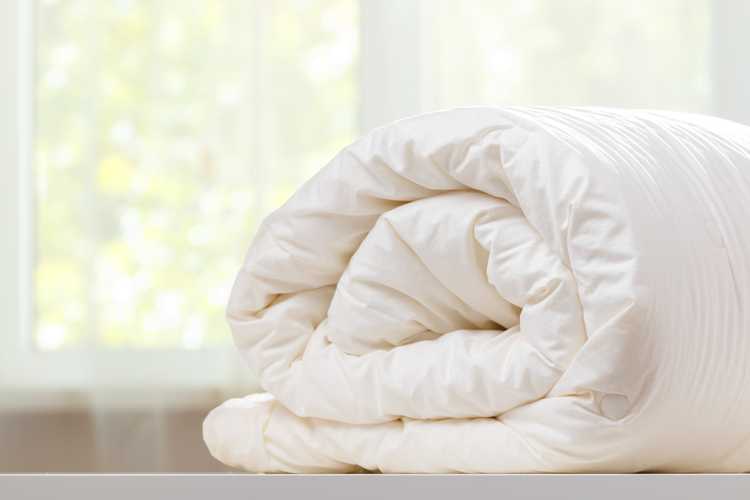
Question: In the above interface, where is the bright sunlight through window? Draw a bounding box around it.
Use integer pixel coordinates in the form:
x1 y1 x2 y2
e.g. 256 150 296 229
34 0 359 349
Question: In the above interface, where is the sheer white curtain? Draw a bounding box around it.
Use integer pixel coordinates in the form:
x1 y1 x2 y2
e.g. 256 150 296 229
1 0 749 472
364 0 750 128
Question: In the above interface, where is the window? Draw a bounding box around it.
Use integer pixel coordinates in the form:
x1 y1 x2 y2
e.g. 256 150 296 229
34 0 358 351
2 0 749 392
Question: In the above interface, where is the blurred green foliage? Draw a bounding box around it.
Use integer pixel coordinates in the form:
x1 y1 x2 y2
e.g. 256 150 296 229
35 0 358 349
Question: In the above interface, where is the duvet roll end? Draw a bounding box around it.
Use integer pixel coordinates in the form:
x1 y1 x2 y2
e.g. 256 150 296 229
203 394 276 472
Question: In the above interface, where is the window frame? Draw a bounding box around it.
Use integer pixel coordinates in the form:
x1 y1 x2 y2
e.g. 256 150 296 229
711 0 750 124
359 0 426 131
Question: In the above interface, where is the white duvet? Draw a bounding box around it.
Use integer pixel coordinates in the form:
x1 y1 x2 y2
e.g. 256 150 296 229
203 107 750 473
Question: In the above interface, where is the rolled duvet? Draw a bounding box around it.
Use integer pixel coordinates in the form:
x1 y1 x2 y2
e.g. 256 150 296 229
204 107 750 473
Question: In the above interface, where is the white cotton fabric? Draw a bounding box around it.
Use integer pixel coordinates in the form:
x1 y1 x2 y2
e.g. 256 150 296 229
203 107 750 473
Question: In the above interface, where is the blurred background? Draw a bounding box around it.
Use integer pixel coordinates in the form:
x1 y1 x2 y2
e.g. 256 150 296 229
1 0 749 472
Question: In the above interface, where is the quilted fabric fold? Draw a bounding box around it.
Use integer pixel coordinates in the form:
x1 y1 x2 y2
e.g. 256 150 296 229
204 107 750 473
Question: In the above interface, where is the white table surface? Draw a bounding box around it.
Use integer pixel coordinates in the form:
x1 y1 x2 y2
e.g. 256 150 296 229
2 473 749 500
